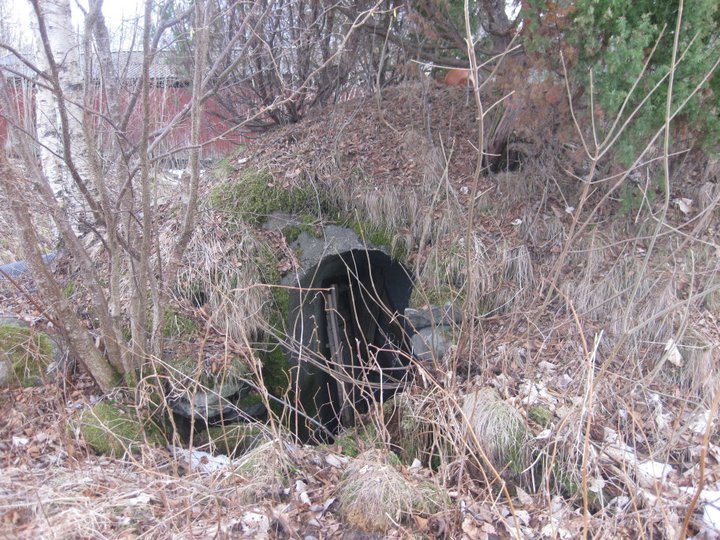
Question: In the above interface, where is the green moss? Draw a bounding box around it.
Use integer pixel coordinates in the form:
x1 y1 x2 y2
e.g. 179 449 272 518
528 406 553 428
0 324 53 387
332 425 384 458
348 218 409 261
72 400 165 456
269 286 289 327
210 168 320 225
261 345 290 396
281 214 323 243
171 355 250 388
350 219 392 248
62 281 76 299
163 308 199 338
214 156 237 180
281 225 303 243
257 284 292 397
334 433 361 458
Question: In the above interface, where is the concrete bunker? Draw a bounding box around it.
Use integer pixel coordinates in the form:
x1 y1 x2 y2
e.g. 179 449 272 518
287 248 413 441
169 219 457 443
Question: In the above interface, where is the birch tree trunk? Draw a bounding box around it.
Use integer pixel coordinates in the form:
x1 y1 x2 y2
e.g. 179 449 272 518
31 0 91 231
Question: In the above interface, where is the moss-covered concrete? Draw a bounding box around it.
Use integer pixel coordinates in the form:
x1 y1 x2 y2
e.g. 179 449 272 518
348 218 407 261
281 214 323 242
210 168 322 225
258 285 291 397
0 323 54 387
72 400 165 456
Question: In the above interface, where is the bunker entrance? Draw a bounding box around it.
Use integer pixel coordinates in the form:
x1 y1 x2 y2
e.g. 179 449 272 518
287 249 413 441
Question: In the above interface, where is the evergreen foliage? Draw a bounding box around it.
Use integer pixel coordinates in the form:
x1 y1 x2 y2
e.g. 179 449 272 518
523 0 720 162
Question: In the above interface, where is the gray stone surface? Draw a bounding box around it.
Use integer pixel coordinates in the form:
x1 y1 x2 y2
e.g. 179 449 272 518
0 359 9 387
0 252 58 280
410 324 455 364
404 303 459 330
264 212 389 285
169 379 246 420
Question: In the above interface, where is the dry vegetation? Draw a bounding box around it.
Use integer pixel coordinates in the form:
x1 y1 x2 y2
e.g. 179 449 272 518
1 67 720 539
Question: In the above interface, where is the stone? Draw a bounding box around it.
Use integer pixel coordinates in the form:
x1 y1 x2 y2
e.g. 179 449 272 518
410 325 454 363
0 252 57 280
168 379 246 420
0 359 9 387
403 304 459 331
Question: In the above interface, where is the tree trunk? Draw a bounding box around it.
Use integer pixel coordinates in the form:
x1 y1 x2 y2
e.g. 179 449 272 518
31 0 91 230
0 151 119 392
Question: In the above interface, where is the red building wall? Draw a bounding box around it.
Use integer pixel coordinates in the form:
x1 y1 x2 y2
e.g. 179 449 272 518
0 81 245 162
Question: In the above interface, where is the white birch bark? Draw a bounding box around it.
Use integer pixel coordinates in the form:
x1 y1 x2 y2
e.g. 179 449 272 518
31 0 90 229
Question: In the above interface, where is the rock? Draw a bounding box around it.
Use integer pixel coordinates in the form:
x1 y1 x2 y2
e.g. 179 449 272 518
168 378 246 420
410 325 454 363
0 252 57 280
404 304 459 330
0 321 55 388
70 400 165 456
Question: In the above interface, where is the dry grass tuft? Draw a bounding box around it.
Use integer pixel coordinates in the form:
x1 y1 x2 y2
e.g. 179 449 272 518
462 387 531 478
673 330 720 405
229 440 291 502
337 449 445 532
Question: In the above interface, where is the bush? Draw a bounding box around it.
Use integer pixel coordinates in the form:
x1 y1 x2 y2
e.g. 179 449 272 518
522 0 720 163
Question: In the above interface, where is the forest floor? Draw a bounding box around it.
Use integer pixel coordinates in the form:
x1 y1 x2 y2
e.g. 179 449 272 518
1 75 720 539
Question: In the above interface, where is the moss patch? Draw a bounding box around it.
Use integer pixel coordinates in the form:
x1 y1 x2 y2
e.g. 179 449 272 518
528 406 553 428
163 308 199 338
72 400 165 456
282 214 324 243
0 324 54 387
258 285 291 397
170 355 250 389
333 424 381 458
210 168 321 225
261 345 290 397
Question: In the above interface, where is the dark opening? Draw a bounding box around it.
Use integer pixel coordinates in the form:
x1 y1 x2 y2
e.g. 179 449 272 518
287 249 413 441
487 141 525 173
